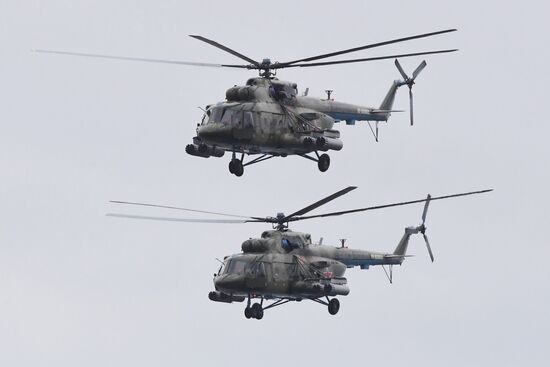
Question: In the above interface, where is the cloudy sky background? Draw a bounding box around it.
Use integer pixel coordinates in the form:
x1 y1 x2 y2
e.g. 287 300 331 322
1 1 548 366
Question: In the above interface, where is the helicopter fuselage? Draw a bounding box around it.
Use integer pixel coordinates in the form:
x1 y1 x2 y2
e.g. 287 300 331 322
211 229 403 302
187 77 396 159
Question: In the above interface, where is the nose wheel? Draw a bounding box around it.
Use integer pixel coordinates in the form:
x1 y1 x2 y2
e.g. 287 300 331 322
228 151 276 177
244 302 263 320
228 159 244 177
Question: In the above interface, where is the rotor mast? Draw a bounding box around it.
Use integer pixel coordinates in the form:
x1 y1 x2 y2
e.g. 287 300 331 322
258 58 276 78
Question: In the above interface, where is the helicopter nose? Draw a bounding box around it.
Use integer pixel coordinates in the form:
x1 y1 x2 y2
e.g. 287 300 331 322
197 124 234 143
214 274 245 292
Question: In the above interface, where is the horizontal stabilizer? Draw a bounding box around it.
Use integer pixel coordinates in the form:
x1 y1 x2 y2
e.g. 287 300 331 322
384 254 414 259
371 109 405 114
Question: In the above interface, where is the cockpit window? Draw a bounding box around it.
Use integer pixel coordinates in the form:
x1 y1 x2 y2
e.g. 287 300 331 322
220 109 235 124
225 259 247 275
209 107 223 123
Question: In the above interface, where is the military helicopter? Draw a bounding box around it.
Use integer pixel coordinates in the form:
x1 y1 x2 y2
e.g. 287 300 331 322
36 29 457 176
108 187 491 319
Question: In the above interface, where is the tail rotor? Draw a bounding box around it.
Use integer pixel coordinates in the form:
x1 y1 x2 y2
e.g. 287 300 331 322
395 59 427 126
418 194 434 262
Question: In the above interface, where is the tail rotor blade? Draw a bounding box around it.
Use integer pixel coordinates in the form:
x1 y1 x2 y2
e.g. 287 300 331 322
394 59 409 81
421 194 431 224
409 87 414 126
423 233 435 262
412 60 427 80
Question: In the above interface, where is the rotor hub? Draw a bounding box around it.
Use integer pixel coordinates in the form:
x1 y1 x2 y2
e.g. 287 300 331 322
419 224 427 234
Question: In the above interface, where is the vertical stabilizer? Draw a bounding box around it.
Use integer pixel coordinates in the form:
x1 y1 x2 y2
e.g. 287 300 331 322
393 227 415 256
379 80 402 112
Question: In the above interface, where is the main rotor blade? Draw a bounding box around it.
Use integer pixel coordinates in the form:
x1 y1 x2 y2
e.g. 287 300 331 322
106 213 251 223
189 35 259 67
279 29 457 66
289 189 493 222
281 186 357 222
274 49 457 69
34 49 249 69
109 200 264 220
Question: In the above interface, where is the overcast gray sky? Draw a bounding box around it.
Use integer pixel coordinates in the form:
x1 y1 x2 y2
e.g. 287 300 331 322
1 1 549 366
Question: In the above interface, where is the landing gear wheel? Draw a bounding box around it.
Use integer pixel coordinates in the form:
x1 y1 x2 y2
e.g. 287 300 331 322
328 298 340 315
244 307 252 319
229 159 244 177
234 163 244 177
251 303 263 320
317 154 330 172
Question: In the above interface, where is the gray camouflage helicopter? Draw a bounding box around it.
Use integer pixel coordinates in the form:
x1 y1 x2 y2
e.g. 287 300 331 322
36 29 457 176
108 187 491 319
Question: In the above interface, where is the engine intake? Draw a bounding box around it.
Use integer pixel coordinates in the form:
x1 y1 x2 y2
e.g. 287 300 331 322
226 86 255 101
242 238 271 253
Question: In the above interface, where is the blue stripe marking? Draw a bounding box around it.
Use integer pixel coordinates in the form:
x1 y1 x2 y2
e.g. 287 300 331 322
328 112 388 122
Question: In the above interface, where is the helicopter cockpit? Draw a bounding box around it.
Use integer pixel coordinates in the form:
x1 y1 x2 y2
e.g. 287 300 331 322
218 256 267 279
202 105 241 125
220 257 248 275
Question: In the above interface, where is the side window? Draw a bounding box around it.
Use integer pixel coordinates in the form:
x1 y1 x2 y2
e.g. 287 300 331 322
246 262 266 278
271 113 284 129
279 115 286 128
244 111 255 128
